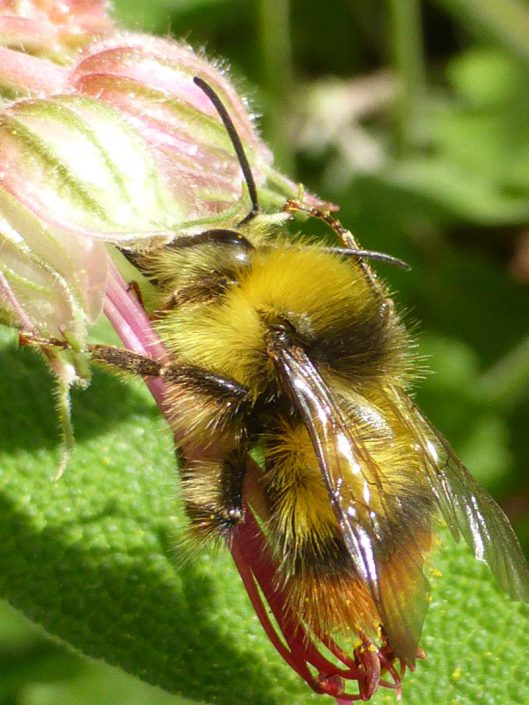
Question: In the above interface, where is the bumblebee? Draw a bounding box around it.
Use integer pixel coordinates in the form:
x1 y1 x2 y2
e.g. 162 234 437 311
86 77 529 697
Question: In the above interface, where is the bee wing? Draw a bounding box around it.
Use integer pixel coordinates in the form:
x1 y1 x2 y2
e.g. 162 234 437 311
270 338 431 663
390 388 529 602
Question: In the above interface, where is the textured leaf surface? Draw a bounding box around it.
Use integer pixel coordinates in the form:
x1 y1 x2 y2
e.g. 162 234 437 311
0 328 528 705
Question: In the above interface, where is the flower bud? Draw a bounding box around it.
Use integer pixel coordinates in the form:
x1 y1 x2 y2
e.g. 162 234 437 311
69 34 292 220
0 0 113 57
0 0 113 97
0 91 185 348
0 186 106 341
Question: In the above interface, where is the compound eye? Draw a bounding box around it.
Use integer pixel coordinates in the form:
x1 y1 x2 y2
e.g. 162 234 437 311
168 229 254 252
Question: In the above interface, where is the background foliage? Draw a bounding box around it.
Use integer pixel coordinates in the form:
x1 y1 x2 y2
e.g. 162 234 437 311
1 1 529 704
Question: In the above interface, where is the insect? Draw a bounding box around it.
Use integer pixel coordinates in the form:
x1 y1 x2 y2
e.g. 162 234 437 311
29 77 529 700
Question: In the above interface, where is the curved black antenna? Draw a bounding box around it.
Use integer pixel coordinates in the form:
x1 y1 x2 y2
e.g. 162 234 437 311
324 247 411 271
193 76 260 225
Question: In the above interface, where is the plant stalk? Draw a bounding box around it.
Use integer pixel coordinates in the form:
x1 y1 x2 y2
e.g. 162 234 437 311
435 0 529 64
388 0 427 155
257 0 295 173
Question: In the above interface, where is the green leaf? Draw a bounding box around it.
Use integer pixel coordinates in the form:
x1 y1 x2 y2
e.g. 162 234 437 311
387 157 529 225
0 600 189 705
0 328 528 705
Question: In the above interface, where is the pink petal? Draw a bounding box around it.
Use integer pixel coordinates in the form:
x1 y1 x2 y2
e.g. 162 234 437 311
0 0 113 47
0 46 68 96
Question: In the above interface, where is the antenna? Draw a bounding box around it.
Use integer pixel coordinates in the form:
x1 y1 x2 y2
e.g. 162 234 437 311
324 247 411 270
193 76 260 225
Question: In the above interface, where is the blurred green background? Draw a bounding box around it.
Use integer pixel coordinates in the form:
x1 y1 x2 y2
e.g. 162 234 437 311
2 0 529 703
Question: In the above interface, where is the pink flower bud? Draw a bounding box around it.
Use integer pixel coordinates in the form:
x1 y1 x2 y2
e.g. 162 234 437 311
69 34 299 220
0 0 113 55
0 91 183 349
0 1 113 96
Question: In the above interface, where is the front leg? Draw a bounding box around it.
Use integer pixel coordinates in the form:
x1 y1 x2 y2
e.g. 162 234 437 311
88 347 253 545
88 344 163 377
18 333 162 378
23 336 254 527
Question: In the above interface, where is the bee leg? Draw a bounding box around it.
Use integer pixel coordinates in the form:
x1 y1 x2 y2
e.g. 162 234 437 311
89 345 250 448
89 343 251 545
89 345 247 390
20 335 165 381
18 331 68 349
283 198 383 290
88 344 164 377
20 337 165 381
284 199 360 249
181 446 248 545
126 280 146 308
89 347 250 429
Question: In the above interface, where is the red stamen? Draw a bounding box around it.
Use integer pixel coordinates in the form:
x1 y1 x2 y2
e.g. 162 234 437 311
231 508 413 702
230 515 314 683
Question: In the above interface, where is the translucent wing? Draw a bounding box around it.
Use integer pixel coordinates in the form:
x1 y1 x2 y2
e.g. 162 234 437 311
388 387 529 602
268 331 433 663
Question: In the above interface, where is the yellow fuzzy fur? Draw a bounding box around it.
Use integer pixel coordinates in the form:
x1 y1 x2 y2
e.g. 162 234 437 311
157 245 405 397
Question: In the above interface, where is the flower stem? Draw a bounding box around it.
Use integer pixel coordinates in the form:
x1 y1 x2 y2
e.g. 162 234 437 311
388 0 426 156
52 372 74 481
257 0 295 173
